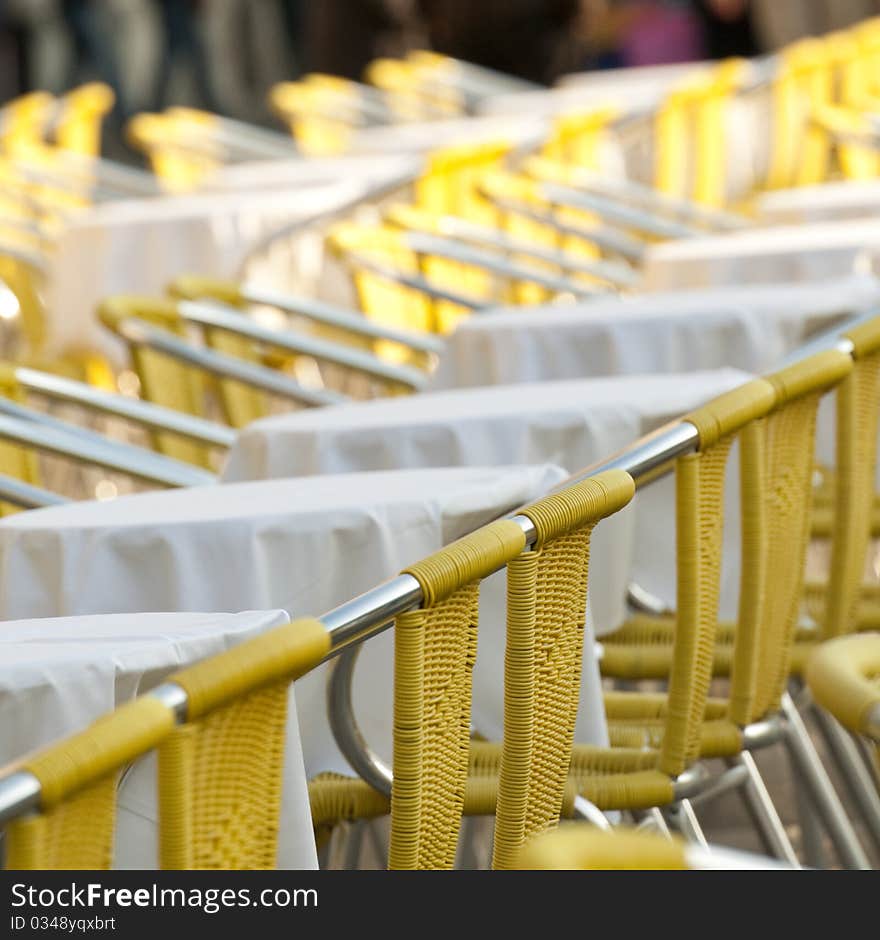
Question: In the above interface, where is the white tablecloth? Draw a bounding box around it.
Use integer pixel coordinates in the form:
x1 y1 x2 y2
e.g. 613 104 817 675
430 277 880 390
45 180 391 364
0 609 320 870
223 370 751 641
756 181 880 225
641 220 880 290
0 465 569 777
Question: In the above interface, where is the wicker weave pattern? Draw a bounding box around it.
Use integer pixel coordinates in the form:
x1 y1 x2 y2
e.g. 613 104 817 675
4 696 175 870
158 681 289 869
158 618 329 869
390 520 526 870
659 441 730 775
751 395 819 718
824 355 880 639
493 471 635 868
5 778 117 870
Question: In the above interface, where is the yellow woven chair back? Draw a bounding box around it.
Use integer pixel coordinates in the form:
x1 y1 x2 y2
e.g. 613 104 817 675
664 378 778 769
654 59 745 207
517 827 688 870
765 37 840 190
54 83 114 157
4 696 175 869
157 618 329 869
805 634 880 743
491 471 635 869
478 169 586 305
820 322 880 642
99 295 266 447
0 91 54 157
389 518 528 869
728 350 853 724
327 221 447 340
269 79 357 156
3 616 329 870
126 113 215 192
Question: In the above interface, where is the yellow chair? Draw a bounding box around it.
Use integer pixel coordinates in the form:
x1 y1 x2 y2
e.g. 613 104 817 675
269 78 362 156
654 59 747 208
53 83 115 157
311 471 635 869
327 221 475 338
517 827 688 870
806 634 880 758
2 617 328 869
516 825 793 869
168 273 441 372
597 351 873 866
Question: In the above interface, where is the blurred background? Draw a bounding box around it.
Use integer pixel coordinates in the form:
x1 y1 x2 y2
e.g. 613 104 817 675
2 0 879 148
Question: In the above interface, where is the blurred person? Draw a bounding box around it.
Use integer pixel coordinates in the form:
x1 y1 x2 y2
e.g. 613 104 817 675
150 0 217 110
693 0 758 59
278 0 304 76
0 0 33 99
61 0 128 111
204 0 293 120
416 0 582 84
303 0 420 81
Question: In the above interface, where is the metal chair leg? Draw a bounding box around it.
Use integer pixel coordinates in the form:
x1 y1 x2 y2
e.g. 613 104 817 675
780 692 872 869
667 798 709 848
810 702 880 857
732 750 801 867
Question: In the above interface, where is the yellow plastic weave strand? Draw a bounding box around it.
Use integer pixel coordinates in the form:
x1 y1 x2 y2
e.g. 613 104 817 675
658 440 731 776
727 420 767 725
5 696 175 870
492 471 634 869
824 352 880 639
158 681 289 869
389 520 526 870
5 778 118 870
158 618 330 870
751 394 822 718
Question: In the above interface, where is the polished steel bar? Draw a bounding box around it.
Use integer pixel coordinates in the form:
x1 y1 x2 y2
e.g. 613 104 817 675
0 411 215 488
241 284 445 355
406 231 606 298
342 252 493 311
540 181 702 240
409 214 638 288
557 169 749 232
0 472 69 509
116 317 347 407
482 191 647 263
16 367 236 448
237 167 420 275
179 300 430 390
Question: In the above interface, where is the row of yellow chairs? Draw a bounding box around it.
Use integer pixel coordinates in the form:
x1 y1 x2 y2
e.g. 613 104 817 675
2 328 877 867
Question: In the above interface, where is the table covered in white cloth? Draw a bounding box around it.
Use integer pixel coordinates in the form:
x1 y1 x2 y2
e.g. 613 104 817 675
429 277 880 390
222 370 751 642
756 181 880 225
641 220 880 290
0 609 319 870
44 169 407 365
0 465 568 779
